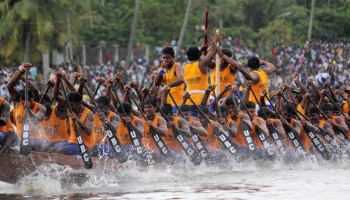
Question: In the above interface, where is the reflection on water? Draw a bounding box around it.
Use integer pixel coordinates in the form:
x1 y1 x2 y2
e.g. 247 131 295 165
1 156 350 199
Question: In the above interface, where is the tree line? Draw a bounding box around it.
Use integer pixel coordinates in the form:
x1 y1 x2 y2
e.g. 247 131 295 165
0 0 349 66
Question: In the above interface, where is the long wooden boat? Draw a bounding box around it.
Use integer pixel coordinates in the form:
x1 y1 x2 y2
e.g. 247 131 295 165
0 152 105 184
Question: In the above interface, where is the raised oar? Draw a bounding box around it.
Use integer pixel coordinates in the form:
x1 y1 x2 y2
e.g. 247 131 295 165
153 94 202 166
129 91 176 165
59 77 93 169
20 64 32 155
168 91 212 163
39 82 52 104
264 94 306 155
112 82 152 166
247 88 277 160
83 83 128 164
187 95 239 157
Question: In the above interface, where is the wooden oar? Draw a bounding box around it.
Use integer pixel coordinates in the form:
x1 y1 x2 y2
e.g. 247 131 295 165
83 83 128 163
293 104 332 160
20 64 31 155
264 95 306 155
248 88 277 160
187 95 239 157
231 90 260 157
129 91 176 165
112 82 152 166
168 91 212 163
59 77 93 169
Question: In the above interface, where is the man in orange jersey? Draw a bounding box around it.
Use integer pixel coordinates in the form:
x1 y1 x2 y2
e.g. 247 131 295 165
57 91 94 156
158 47 184 114
160 103 191 160
183 27 217 116
239 56 276 110
0 97 16 153
91 95 120 158
116 102 144 159
8 65 48 152
141 96 168 162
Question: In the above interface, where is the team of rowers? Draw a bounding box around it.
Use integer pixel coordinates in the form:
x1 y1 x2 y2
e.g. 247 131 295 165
1 28 350 166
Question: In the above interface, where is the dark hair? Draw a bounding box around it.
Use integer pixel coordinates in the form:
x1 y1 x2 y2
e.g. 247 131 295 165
198 105 209 115
219 106 228 114
40 93 51 103
319 103 331 112
222 49 232 58
179 104 191 112
143 95 157 107
225 96 238 107
68 91 82 103
247 56 260 69
244 101 256 109
117 102 132 114
96 95 110 106
19 89 34 100
161 47 175 58
160 103 173 115
186 47 201 61
307 106 320 116
282 104 296 114
257 107 270 118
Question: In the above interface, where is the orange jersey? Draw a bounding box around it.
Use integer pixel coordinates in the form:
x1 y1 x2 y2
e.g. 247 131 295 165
163 116 182 152
343 102 349 114
249 69 269 105
116 116 139 146
0 98 14 133
184 61 208 105
199 123 223 152
68 108 93 148
40 106 69 143
92 112 115 145
297 119 312 153
142 114 161 150
12 102 46 140
210 65 235 98
159 63 184 106
232 118 247 147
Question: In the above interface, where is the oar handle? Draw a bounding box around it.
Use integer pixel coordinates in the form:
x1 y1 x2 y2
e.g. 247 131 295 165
187 96 211 123
168 91 185 119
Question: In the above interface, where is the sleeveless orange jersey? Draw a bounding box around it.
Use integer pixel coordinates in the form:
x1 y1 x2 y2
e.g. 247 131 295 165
249 69 269 105
184 61 208 105
92 112 114 145
142 114 161 150
116 116 139 146
210 65 235 98
0 98 14 133
199 123 223 152
41 106 69 143
296 119 312 153
297 103 305 118
163 116 183 152
232 118 247 147
12 102 46 140
159 63 184 106
68 108 93 148
343 102 349 114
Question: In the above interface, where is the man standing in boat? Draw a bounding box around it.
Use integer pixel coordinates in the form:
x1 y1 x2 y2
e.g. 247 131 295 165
158 47 184 114
183 27 217 116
